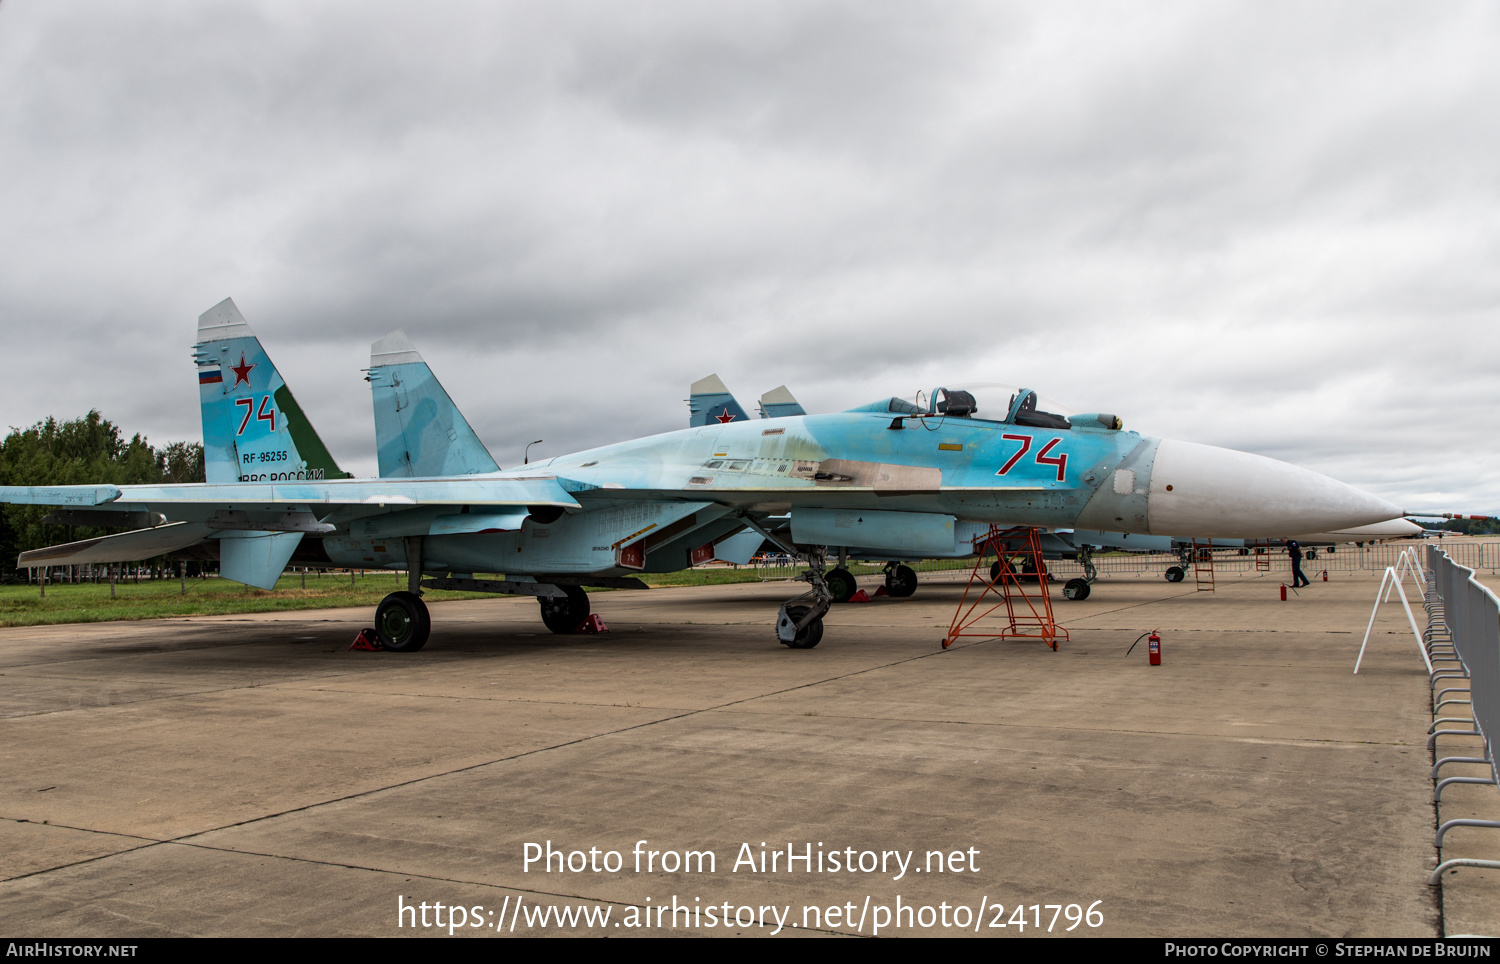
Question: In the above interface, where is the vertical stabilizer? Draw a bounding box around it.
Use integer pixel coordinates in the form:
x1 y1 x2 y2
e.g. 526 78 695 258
194 298 349 485
758 385 806 419
369 330 499 478
688 374 750 427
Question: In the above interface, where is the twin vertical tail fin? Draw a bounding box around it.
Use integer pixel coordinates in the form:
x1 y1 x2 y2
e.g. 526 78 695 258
758 386 805 419
194 298 348 485
688 375 805 425
368 330 499 478
688 374 751 426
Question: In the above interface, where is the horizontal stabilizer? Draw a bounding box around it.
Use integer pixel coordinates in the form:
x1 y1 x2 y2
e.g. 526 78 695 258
758 386 806 419
369 330 500 478
0 485 121 506
219 530 303 590
688 374 750 427
106 476 579 508
17 522 212 567
42 509 166 528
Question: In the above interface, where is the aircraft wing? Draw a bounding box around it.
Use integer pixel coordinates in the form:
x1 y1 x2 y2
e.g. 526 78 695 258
0 476 580 510
1 475 583 590
17 522 213 567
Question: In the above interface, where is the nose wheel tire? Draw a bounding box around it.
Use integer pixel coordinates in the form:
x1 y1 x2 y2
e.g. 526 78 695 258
376 591 431 652
1164 566 1185 583
884 564 917 598
779 605 824 649
539 586 591 634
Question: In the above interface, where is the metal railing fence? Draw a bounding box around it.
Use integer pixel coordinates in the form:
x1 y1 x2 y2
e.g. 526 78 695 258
1423 545 1500 885
751 539 1499 582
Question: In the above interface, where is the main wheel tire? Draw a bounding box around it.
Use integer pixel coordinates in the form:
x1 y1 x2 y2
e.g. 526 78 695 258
825 567 857 603
1063 577 1091 601
539 586 590 634
1306 549 1318 560
885 564 917 598
989 560 1002 583
780 605 823 649
1164 566 1185 583
375 591 431 652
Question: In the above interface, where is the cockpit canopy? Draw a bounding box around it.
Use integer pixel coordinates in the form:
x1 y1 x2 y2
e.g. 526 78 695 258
846 385 1120 430
927 386 1074 429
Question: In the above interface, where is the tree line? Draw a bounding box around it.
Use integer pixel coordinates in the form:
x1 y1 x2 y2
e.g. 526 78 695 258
0 411 204 579
1420 518 1500 537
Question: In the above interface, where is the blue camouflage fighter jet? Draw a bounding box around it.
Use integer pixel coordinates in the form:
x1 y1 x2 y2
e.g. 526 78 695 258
2 299 1405 652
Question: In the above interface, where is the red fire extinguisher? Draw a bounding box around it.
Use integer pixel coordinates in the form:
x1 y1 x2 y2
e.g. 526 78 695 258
1280 584 1287 601
1126 630 1162 665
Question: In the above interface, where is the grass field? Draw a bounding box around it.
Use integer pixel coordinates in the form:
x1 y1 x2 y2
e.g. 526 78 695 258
0 565 805 628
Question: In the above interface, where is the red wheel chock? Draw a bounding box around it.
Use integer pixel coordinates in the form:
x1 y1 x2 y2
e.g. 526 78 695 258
848 589 870 603
576 614 610 633
350 628 382 651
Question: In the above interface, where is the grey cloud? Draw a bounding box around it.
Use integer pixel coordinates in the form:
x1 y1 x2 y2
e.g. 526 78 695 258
0 0 1497 509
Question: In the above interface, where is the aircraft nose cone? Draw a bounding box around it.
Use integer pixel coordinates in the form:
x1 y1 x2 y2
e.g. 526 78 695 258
1147 439 1401 538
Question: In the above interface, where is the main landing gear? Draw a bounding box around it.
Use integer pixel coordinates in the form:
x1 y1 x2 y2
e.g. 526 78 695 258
539 586 591 634
828 561 918 601
825 566 857 604
375 591 431 652
883 562 917 598
375 536 433 652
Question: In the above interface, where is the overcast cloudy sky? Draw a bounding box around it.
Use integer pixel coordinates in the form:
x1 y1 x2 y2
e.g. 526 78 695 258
1 1 1496 511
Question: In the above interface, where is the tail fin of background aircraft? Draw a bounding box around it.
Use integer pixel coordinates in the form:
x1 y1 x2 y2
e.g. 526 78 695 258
194 298 349 485
758 385 806 419
368 330 500 478
688 374 750 427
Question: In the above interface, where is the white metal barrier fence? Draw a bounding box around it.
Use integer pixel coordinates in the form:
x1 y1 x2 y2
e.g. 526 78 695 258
752 540 1499 583
1423 545 1500 883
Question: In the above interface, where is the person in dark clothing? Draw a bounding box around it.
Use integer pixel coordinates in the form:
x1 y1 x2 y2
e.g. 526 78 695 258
1288 540 1310 588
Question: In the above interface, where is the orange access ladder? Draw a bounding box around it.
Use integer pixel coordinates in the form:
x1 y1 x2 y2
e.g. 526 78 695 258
1192 538 1215 592
1253 539 1273 572
942 526 1067 650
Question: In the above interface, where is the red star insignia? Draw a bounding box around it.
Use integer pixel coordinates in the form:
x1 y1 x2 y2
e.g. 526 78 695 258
714 408 736 424
230 352 255 388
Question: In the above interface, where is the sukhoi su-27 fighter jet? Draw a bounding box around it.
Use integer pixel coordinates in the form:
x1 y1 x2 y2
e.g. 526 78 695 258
2 299 1406 652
